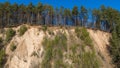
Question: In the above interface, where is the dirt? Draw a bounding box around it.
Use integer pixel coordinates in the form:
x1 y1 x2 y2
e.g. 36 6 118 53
3 26 113 68
88 29 113 68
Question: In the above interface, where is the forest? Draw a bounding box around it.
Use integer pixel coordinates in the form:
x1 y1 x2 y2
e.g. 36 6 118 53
0 2 119 32
0 1 120 68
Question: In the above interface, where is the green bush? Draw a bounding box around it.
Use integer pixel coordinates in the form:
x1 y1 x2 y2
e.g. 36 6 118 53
70 44 78 54
69 43 100 68
41 30 100 68
10 42 16 51
42 25 47 32
80 52 100 68
75 27 93 47
54 60 67 68
0 37 2 43
0 49 5 67
31 51 38 57
110 23 120 68
6 28 16 42
75 27 81 38
41 33 67 68
19 25 27 36
81 28 92 45
48 30 54 35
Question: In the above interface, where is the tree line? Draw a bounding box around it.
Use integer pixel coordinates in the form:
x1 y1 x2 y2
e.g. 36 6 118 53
0 2 120 32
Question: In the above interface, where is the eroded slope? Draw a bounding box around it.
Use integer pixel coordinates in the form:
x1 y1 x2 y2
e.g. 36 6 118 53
3 26 113 68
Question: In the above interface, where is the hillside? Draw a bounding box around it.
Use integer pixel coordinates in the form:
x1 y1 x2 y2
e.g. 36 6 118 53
0 25 113 68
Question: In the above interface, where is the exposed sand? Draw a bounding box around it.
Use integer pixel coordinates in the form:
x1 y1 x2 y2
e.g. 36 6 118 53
4 26 113 68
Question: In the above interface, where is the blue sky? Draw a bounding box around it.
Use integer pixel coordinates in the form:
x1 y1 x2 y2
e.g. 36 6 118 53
0 0 120 10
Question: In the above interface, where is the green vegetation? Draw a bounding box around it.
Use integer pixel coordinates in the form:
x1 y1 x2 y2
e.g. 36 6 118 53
69 28 100 68
110 22 120 68
80 28 92 46
0 2 119 33
69 27 101 68
19 25 27 36
75 27 93 47
41 30 100 68
75 27 81 38
42 25 47 32
10 42 16 51
48 30 54 35
0 49 5 67
5 28 16 42
69 44 100 68
31 51 38 57
41 33 67 68
0 34 6 68
0 37 2 43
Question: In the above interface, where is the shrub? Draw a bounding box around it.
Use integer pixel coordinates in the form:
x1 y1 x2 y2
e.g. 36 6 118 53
109 23 120 68
31 51 38 57
0 49 5 67
41 33 67 68
42 25 47 32
48 30 54 35
19 25 27 36
54 60 67 68
75 27 81 38
75 27 93 47
6 28 16 42
0 37 2 43
10 42 16 51
75 27 80 33
41 31 100 68
70 44 78 54
81 28 93 47
80 52 100 68
69 43 100 68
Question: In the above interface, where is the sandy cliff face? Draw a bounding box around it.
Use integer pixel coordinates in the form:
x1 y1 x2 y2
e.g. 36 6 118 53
5 27 45 68
88 29 113 68
4 26 113 68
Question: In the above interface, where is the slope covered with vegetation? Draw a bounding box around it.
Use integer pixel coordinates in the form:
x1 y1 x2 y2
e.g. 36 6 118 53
41 27 100 68
110 22 120 68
